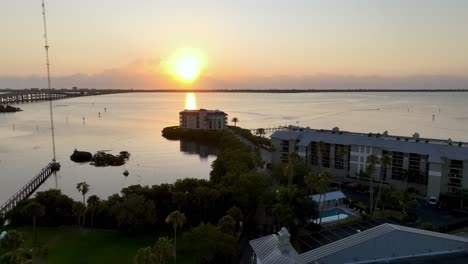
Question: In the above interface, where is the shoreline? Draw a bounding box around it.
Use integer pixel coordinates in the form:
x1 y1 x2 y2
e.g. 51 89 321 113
1 88 468 94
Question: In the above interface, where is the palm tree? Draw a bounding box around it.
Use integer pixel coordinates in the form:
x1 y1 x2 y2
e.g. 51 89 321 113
153 237 175 264
284 152 300 187
336 145 348 170
366 154 379 215
76 182 90 205
231 117 239 127
304 172 318 195
374 154 391 216
256 128 266 137
166 210 186 264
133 246 156 264
305 171 331 223
316 171 330 224
23 202 45 245
394 189 416 213
87 195 100 228
77 182 90 226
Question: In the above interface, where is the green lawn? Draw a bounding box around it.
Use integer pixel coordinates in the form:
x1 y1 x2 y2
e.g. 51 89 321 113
1 226 194 264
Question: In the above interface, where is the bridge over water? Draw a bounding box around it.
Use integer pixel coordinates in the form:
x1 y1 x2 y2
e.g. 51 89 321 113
0 90 92 104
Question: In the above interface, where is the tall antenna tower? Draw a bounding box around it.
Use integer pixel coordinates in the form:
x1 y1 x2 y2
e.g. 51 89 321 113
41 0 57 162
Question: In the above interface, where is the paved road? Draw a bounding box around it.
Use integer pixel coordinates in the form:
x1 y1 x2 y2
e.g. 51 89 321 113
228 128 272 166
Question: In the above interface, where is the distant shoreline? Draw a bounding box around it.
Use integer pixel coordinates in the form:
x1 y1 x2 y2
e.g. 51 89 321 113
131 88 468 93
1 88 468 94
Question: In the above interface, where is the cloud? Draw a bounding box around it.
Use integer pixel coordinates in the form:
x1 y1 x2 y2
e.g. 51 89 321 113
1 60 468 90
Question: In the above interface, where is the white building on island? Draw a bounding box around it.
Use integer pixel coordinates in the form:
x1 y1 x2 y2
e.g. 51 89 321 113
179 109 227 130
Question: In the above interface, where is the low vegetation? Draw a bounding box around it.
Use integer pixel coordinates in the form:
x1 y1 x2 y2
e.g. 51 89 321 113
0 105 22 113
70 149 131 166
70 150 92 162
229 126 271 149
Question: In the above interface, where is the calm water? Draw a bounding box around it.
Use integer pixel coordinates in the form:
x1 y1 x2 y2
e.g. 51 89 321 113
1 92 468 202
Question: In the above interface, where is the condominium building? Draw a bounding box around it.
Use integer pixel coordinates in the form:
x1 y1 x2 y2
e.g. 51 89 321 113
179 109 227 130
271 128 468 199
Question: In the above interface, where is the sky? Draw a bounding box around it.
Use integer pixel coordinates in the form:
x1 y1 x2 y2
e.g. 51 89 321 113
2 0 468 89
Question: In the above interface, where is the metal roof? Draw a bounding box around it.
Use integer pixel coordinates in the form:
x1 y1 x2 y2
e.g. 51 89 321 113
272 130 468 162
250 233 301 264
252 222 468 264
271 130 302 141
299 223 468 263
310 191 346 203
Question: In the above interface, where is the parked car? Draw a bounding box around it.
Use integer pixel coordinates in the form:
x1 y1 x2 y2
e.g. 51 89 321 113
427 197 438 206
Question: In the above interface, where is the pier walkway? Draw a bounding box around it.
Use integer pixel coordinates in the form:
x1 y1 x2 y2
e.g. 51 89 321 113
248 125 307 135
0 162 60 218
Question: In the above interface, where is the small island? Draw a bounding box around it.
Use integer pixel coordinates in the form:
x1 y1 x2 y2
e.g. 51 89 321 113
70 149 130 166
0 105 22 113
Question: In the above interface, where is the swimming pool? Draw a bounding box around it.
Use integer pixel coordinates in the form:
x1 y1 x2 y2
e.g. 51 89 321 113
312 208 352 224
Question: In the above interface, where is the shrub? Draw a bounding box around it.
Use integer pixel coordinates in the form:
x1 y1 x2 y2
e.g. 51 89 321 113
420 222 435 231
403 212 418 223
70 149 92 162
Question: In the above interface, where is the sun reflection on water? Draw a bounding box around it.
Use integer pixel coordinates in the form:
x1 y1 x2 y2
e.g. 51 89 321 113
185 92 197 110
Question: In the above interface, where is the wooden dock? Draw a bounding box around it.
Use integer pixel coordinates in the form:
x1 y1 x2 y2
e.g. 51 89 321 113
249 125 305 135
0 162 60 218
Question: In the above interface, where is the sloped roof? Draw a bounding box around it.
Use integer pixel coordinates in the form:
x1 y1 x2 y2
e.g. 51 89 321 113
250 233 301 264
251 223 468 264
299 223 468 263
271 130 302 141
310 191 346 203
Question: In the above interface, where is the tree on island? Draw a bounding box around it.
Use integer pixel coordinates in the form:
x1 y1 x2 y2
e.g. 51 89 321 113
231 117 239 127
166 210 186 264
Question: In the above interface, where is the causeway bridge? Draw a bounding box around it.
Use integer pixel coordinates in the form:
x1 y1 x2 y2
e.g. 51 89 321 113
0 162 60 218
0 90 81 104
0 89 132 104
